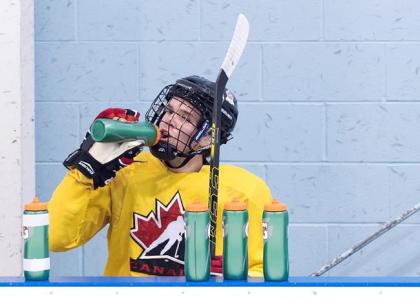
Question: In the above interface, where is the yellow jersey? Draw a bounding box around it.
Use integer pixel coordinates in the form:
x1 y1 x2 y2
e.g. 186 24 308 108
48 152 272 277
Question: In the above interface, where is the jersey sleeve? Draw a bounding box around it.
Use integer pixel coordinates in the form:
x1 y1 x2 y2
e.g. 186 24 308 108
48 168 112 252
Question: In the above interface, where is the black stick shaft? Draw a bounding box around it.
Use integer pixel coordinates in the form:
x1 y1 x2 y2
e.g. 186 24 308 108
209 70 228 258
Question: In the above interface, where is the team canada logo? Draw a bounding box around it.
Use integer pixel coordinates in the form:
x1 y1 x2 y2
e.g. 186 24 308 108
130 192 186 276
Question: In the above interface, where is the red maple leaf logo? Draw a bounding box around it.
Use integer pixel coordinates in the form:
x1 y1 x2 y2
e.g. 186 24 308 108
130 192 185 252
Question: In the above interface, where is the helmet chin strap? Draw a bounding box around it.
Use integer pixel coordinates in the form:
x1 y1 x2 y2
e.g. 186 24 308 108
163 155 194 169
151 139 209 170
163 145 208 169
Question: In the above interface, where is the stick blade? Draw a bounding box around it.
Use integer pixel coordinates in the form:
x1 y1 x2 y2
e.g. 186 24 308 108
220 14 249 78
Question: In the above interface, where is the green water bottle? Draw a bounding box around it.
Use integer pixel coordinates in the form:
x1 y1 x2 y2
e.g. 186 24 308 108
184 202 210 281
90 118 161 146
223 199 248 280
22 198 50 281
263 199 289 281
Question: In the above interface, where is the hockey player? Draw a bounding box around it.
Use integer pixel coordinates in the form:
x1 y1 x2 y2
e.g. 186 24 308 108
48 75 273 277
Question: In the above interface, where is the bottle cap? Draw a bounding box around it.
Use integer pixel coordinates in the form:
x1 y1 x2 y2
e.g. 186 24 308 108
152 124 161 146
264 199 288 212
24 197 48 211
224 198 247 211
185 201 208 212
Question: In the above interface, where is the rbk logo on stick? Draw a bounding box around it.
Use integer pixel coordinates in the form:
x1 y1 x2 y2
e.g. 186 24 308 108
130 192 186 276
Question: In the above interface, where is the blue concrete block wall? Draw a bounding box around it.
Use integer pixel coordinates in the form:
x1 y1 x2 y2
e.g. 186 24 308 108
35 0 420 276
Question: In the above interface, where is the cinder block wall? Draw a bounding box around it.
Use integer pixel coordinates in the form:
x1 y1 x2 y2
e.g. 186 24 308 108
35 0 420 276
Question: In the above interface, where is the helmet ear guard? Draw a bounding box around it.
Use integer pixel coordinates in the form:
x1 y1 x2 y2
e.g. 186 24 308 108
192 119 211 143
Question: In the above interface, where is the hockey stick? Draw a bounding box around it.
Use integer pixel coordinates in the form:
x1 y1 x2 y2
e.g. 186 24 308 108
209 14 249 258
311 202 420 276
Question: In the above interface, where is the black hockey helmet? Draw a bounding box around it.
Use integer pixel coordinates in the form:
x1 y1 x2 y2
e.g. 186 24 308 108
145 75 238 162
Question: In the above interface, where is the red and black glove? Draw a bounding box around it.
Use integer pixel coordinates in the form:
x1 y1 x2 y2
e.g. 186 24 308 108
211 255 223 276
64 108 143 189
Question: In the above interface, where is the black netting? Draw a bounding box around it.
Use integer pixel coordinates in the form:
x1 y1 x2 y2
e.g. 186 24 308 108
146 85 206 155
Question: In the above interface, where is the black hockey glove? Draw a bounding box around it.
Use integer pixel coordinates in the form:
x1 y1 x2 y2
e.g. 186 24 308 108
63 108 143 189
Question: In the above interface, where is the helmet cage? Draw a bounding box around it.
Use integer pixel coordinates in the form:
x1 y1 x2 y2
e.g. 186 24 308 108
145 85 211 160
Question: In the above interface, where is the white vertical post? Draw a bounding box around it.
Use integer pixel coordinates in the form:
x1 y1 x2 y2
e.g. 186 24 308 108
0 0 35 276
